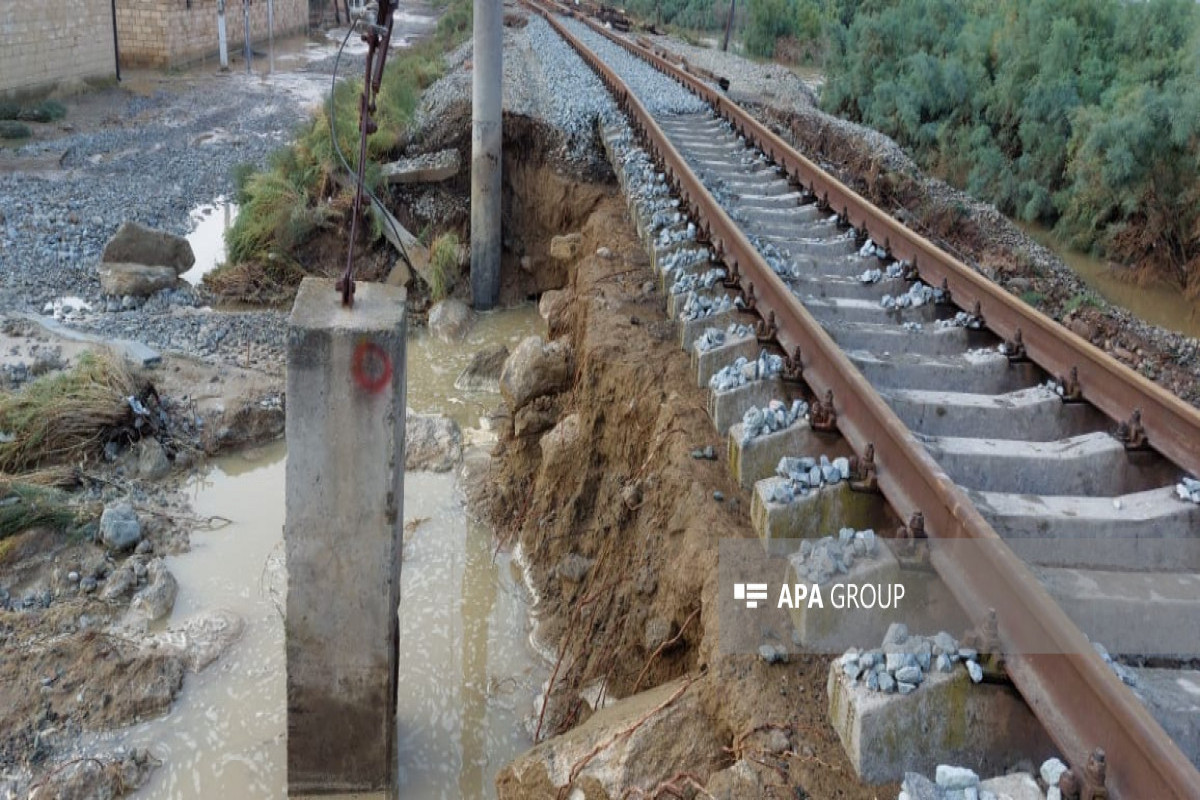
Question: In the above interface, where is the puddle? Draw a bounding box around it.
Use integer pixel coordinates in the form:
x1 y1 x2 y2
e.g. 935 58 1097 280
182 198 238 285
1020 221 1200 339
99 306 547 799
406 304 543 430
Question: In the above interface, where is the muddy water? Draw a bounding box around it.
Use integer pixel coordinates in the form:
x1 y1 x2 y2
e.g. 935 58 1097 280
406 305 543 430
1020 222 1200 339
104 308 546 799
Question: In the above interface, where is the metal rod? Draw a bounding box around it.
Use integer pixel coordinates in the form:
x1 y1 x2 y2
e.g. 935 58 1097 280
110 0 121 82
243 0 252 74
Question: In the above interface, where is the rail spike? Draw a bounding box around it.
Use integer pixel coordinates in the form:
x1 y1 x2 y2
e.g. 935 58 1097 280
781 345 803 384
849 442 879 494
742 281 757 312
1116 407 1147 450
1059 365 1083 403
810 388 837 432
755 310 778 343
1002 327 1028 362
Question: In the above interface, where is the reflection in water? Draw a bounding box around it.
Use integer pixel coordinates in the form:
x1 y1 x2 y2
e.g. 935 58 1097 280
182 198 238 286
1020 222 1200 339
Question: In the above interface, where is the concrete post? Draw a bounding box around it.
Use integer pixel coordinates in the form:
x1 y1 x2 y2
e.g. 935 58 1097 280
470 0 502 310
217 0 229 71
285 277 406 793
242 0 252 74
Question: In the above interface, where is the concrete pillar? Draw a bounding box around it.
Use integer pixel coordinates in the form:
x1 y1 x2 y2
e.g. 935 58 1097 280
285 277 407 793
470 0 502 309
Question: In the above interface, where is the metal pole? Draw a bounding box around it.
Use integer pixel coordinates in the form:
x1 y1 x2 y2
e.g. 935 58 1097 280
722 0 735 52
110 0 121 81
470 0 502 310
267 0 275 73
217 0 229 71
242 0 252 74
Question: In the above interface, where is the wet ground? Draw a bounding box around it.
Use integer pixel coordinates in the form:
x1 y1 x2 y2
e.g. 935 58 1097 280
87 306 547 800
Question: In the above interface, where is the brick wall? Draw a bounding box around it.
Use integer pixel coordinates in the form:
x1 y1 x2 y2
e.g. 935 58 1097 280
1 0 117 98
116 0 308 69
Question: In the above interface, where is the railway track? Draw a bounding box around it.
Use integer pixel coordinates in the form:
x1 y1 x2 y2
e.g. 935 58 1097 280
520 3 1200 798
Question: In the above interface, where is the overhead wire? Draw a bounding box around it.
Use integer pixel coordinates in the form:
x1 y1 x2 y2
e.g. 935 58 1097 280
329 12 415 274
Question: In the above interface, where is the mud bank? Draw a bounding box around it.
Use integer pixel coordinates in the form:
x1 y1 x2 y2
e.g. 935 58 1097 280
474 193 886 798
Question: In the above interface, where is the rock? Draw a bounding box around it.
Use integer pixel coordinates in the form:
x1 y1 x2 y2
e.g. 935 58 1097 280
758 644 787 664
901 772 941 800
936 765 980 790
540 413 582 473
549 232 582 261
705 760 773 800
454 344 509 392
98 263 178 297
102 220 195 274
496 677 724 798
966 659 984 683
131 558 178 621
1040 758 1068 788
145 608 245 671
513 395 561 437
135 438 170 480
538 288 573 331
380 148 460 184
883 622 909 646
499 336 575 411
99 501 142 551
1068 318 1096 341
404 413 463 472
644 616 674 651
980 772 1043 800
80 576 98 593
558 553 593 583
428 298 473 343
101 563 137 600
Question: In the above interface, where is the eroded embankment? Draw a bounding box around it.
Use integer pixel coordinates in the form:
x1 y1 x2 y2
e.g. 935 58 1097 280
474 193 886 798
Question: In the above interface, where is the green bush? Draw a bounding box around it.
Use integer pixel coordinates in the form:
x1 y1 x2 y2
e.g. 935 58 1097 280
0 121 30 140
0 102 19 121
427 232 460 302
821 0 1200 292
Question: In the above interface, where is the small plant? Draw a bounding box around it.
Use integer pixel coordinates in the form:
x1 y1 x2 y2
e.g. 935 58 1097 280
0 102 19 121
1020 290 1045 308
427 232 460 303
0 121 30 140
1064 292 1103 314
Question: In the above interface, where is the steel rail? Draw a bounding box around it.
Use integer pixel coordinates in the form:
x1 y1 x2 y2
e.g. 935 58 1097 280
525 5 1200 797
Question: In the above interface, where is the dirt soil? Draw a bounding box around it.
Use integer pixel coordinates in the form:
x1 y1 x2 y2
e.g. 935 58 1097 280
476 195 892 798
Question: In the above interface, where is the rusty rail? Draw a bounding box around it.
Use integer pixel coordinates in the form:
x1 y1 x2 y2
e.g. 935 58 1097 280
525 4 1200 797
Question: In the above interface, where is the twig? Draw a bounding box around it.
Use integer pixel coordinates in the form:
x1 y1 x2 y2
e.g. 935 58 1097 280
631 607 699 693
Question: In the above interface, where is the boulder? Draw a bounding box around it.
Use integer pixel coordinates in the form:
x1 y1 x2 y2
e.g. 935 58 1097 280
405 412 463 472
131 559 178 621
539 412 582 473
135 438 170 480
428 298 473 343
549 232 583 262
100 563 137 600
513 395 561 437
101 221 195 274
454 344 509 392
499 335 575 411
98 263 178 297
144 608 245 671
705 760 774 800
99 502 142 551
538 288 573 333
496 677 725 798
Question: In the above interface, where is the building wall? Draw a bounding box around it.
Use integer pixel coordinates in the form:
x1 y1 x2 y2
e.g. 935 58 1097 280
116 0 308 69
1 0 117 98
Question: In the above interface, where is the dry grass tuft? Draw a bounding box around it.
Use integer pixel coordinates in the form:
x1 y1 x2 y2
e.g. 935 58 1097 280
0 351 149 473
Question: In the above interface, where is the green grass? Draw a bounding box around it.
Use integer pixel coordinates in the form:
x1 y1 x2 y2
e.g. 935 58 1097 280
0 482 94 542
1020 290 1046 308
1064 291 1104 314
428 232 460 302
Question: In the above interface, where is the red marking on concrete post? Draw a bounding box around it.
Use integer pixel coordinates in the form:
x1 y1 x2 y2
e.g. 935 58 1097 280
352 340 393 394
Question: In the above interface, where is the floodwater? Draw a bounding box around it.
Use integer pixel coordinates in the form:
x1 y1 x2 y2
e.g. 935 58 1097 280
1019 221 1200 339
181 198 238 285
103 306 547 799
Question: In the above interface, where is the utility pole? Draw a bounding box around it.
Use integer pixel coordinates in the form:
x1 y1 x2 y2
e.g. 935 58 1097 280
470 0 502 309
217 0 229 71
722 0 735 51
267 0 275 73
242 0 252 74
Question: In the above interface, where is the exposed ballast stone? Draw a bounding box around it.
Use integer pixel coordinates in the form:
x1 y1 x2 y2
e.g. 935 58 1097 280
740 399 808 443
839 623 985 696
694 323 755 353
766 453 851 502
1177 476 1200 503
788 529 878 584
881 281 946 310
709 350 783 392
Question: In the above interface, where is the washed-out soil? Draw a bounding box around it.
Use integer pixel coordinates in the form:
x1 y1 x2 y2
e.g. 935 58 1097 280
475 194 889 798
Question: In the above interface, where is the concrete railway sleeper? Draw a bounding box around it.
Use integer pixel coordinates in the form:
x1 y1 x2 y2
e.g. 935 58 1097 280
522 1 1200 797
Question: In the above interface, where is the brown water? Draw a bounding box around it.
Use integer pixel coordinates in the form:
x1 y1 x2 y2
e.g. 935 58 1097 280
181 198 238 285
99 307 547 799
1019 222 1200 340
